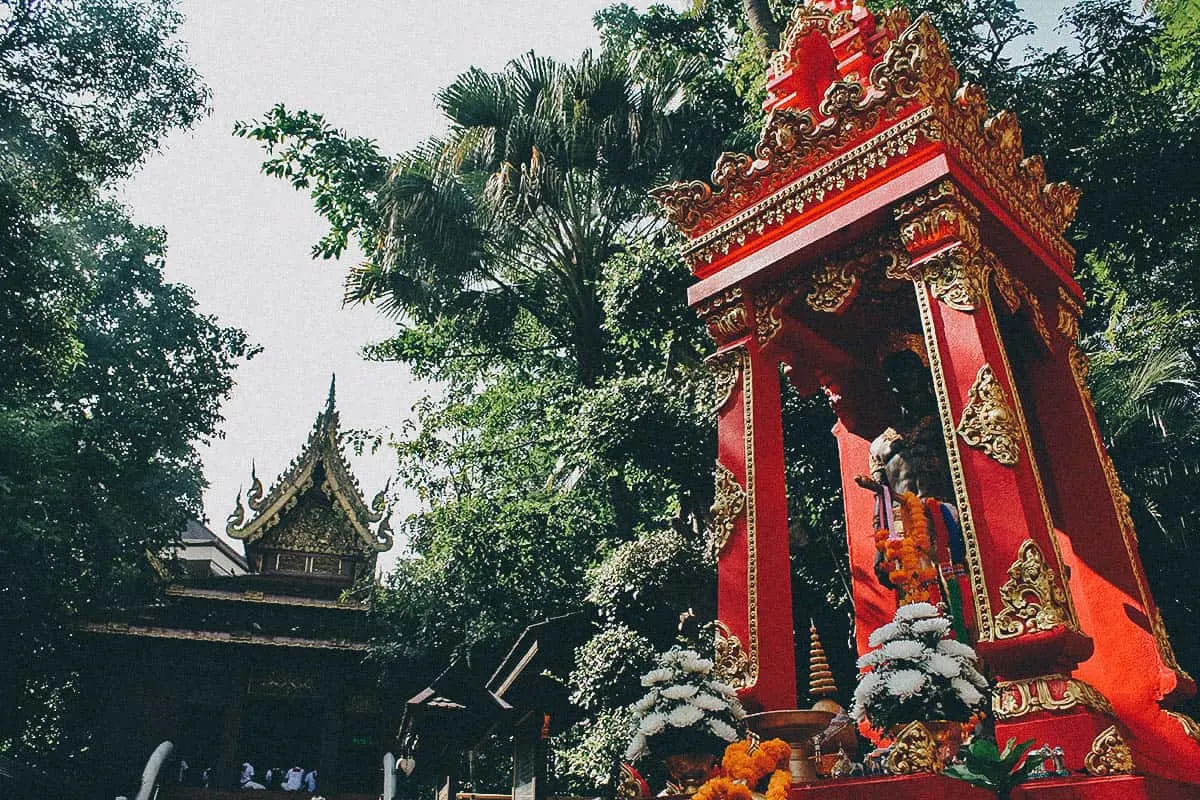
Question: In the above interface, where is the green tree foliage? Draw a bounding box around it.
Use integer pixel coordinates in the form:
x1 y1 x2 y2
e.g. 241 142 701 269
239 0 1200 790
0 0 252 763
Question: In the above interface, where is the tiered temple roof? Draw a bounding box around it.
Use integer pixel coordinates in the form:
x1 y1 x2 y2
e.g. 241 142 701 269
226 376 393 583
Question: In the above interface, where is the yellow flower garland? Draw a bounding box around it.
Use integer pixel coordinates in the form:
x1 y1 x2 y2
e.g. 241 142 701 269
875 492 938 605
693 739 791 800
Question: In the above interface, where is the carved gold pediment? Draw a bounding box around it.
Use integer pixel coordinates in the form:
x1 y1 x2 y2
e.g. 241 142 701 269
226 377 393 554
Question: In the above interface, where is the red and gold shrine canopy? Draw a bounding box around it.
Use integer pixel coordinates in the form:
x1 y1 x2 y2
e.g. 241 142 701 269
654 1 1078 285
653 0 1200 792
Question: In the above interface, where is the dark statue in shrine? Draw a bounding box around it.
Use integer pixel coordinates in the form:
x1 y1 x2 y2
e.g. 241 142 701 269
855 338 972 639
858 345 953 502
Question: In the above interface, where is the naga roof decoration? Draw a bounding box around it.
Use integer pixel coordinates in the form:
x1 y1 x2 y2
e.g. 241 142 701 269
651 0 1080 272
226 376 393 553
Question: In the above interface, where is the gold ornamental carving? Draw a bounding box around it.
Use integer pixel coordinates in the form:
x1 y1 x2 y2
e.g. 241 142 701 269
897 189 981 255
886 722 940 774
956 364 1021 466
1083 725 1135 776
916 245 988 312
995 540 1072 639
990 259 1052 350
805 243 902 314
752 280 800 344
705 348 744 412
806 259 862 313
992 673 1114 720
709 462 746 554
697 287 749 344
1057 286 1083 342
713 621 754 690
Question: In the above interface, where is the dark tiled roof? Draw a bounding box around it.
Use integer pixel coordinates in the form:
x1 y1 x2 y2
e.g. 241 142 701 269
181 519 218 543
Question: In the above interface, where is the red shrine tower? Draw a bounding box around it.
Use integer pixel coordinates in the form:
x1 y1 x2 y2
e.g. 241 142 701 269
654 1 1200 794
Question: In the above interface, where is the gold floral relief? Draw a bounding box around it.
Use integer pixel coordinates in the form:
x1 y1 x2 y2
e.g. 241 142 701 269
705 348 744 412
995 539 1072 639
1083 726 1135 776
752 277 805 345
697 287 749 345
898 196 981 256
709 462 746 554
886 722 940 774
806 259 862 313
713 621 755 690
956 364 1021 466
1057 286 1083 342
916 245 988 312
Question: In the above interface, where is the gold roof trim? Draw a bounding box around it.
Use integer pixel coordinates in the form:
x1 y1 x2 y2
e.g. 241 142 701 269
225 376 393 553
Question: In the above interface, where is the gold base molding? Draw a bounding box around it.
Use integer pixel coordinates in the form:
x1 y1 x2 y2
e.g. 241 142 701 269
993 673 1114 720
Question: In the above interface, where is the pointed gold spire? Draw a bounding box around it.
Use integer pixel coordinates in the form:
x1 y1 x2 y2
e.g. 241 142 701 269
809 621 839 705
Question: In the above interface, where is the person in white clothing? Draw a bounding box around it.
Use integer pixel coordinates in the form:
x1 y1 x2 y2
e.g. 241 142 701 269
239 762 266 790
304 769 318 792
282 765 305 790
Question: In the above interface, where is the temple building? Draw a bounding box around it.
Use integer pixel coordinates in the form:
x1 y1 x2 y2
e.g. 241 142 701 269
80 379 396 799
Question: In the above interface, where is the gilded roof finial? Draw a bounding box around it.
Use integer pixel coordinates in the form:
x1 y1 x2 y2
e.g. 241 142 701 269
226 487 247 535
247 460 265 511
809 620 839 705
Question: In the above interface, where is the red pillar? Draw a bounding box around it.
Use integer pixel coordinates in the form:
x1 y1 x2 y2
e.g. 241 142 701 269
895 182 1114 771
704 287 797 713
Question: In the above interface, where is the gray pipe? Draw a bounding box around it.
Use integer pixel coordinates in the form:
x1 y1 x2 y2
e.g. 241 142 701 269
134 741 174 800
382 751 398 800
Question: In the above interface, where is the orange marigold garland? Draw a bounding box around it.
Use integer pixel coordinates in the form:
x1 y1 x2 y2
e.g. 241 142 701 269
694 738 791 800
764 769 790 800
875 491 938 605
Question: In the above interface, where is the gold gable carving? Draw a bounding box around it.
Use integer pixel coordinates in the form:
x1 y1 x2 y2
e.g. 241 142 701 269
226 377 393 554
257 491 365 557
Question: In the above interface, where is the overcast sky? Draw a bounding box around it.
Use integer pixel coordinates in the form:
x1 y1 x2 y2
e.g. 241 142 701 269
119 1 1067 575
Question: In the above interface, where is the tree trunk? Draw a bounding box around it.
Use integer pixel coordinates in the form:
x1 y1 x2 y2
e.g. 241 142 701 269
743 0 781 56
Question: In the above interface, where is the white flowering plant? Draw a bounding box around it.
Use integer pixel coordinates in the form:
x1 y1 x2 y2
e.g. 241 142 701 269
624 647 745 762
852 603 989 732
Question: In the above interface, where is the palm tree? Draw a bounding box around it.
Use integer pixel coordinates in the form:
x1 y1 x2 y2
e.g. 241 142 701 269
348 49 703 388
1086 305 1200 673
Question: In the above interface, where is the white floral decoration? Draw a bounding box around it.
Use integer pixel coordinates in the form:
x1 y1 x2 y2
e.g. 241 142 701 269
624 646 745 762
667 703 705 728
661 684 699 700
641 668 674 686
852 605 989 731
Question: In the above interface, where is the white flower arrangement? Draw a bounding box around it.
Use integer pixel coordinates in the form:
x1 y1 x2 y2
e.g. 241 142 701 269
852 603 988 731
624 647 745 762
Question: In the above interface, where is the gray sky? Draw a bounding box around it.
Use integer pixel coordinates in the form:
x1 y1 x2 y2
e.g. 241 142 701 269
120 1 637 572
120 1 1068 574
